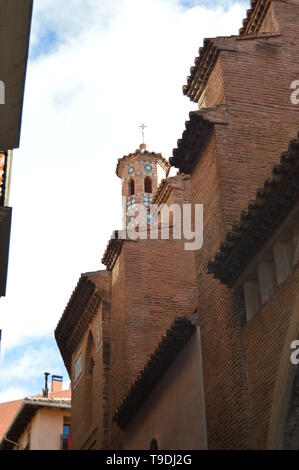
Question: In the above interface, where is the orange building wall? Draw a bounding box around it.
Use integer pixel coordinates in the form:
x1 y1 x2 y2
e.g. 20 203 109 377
16 407 70 451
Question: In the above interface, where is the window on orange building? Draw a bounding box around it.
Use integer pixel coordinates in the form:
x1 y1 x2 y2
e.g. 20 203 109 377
61 418 71 450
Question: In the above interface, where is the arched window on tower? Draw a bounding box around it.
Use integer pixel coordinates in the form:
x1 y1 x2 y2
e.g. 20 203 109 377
128 178 135 196
144 176 152 194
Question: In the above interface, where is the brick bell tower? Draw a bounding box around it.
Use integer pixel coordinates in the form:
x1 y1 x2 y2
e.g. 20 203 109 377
116 141 170 228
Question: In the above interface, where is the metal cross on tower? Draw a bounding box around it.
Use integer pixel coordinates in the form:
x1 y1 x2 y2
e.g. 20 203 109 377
139 124 147 144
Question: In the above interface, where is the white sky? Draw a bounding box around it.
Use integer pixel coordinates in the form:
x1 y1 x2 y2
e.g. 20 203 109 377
0 0 248 402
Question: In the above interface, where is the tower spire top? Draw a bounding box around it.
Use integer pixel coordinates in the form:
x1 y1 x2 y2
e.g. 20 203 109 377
139 124 147 145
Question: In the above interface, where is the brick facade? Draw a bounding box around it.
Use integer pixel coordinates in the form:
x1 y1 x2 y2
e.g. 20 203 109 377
55 271 112 450
55 0 299 450
108 178 198 448
173 0 299 449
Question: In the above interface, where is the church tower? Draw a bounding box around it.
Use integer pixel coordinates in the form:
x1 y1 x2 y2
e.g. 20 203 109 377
116 141 169 228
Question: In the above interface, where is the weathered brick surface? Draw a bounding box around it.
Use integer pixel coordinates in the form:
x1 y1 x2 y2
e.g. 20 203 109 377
188 133 252 449
57 0 299 451
215 2 299 228
259 2 279 34
284 363 299 450
109 178 197 449
184 0 299 449
243 267 299 449
200 58 225 109
70 271 111 450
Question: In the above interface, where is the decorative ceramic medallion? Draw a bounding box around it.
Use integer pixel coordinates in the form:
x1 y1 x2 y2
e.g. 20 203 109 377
144 163 153 172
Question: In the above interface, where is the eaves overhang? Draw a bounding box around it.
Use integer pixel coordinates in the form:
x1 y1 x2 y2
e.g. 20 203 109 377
0 0 33 150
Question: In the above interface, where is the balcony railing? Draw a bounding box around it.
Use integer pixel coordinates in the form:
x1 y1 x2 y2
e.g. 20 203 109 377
60 434 70 450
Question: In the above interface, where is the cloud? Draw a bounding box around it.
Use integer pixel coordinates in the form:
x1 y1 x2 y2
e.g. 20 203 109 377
0 337 68 402
29 0 122 58
0 0 249 395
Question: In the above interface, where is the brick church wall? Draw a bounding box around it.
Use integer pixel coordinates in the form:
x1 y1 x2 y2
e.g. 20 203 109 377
243 267 299 448
259 2 279 34
189 133 253 449
109 179 198 449
216 1 299 228
110 249 128 449
57 0 299 451
123 330 207 450
283 363 299 449
199 58 226 109
185 1 299 448
69 271 111 450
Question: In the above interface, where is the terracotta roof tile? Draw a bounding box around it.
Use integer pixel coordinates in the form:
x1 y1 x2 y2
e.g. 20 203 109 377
152 174 191 206
101 231 124 271
55 275 96 373
183 37 221 102
25 396 71 406
25 389 71 403
183 1 275 103
239 0 272 37
170 105 228 173
116 148 169 178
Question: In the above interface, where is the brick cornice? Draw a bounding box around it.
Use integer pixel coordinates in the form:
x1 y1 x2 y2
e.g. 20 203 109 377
183 37 221 103
68 291 102 357
55 275 100 373
183 0 279 103
239 0 272 37
116 148 169 178
170 105 228 174
102 232 124 271
152 174 191 206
